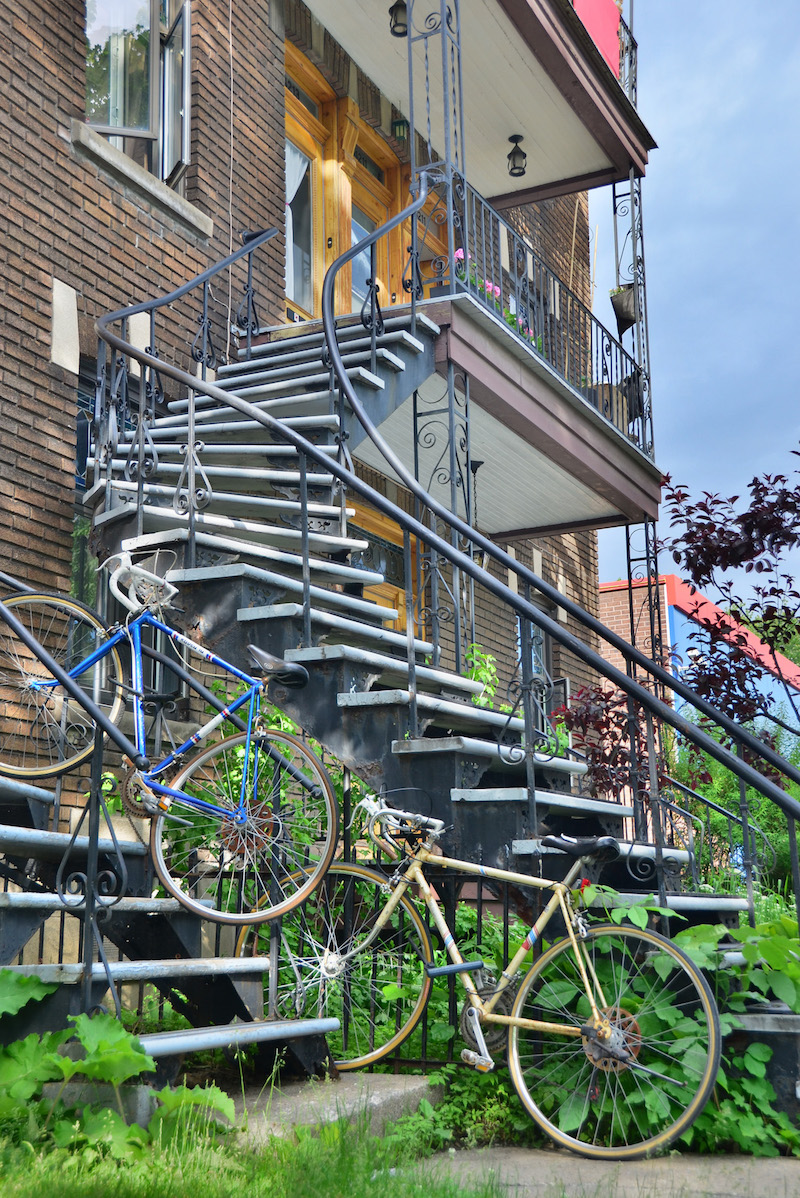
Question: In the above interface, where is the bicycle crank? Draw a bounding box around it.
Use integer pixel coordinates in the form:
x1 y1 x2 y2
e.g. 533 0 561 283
460 1005 495 1073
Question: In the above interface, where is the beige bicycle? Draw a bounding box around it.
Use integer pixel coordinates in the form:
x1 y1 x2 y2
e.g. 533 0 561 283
239 799 721 1160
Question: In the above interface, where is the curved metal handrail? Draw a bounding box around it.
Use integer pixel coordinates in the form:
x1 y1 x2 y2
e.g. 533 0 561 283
94 193 800 825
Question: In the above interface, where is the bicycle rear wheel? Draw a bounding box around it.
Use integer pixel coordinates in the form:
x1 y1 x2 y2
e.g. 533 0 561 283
150 730 338 925
507 924 720 1160
237 862 433 1068
0 593 126 778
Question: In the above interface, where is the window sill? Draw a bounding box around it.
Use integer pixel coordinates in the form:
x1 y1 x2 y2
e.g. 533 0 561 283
71 121 213 239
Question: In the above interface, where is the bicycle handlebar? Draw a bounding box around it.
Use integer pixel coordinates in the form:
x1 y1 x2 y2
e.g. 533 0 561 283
355 797 446 851
104 552 179 614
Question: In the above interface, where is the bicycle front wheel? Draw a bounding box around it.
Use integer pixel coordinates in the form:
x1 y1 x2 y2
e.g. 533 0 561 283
237 862 433 1068
0 593 126 778
507 924 720 1160
150 730 337 925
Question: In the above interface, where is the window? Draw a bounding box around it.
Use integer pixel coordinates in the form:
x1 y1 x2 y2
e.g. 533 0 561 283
285 141 314 315
85 0 190 185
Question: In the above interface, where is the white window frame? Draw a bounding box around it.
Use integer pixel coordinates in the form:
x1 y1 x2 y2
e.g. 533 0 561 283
85 0 191 187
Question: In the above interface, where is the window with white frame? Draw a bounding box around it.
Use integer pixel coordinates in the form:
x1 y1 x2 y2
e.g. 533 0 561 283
85 0 191 186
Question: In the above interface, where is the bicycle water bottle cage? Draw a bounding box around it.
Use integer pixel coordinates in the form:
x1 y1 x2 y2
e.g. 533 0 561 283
247 645 309 689
540 834 620 863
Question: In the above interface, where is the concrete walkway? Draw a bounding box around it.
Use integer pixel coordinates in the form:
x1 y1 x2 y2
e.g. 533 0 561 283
234 1073 800 1198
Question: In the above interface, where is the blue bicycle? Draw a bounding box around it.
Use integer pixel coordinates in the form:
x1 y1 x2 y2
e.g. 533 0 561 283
0 554 338 925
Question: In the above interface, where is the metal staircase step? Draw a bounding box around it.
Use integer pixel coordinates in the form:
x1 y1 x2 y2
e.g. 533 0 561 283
138 1016 340 1058
132 412 342 441
97 480 347 521
213 346 404 394
168 363 383 413
0 892 200 914
5 957 268 984
584 892 749 915
337 688 525 734
238 604 434 655
155 389 337 428
241 311 440 361
451 787 634 818
97 504 367 556
118 529 385 585
391 736 588 777
221 327 426 377
284 643 484 697
0 822 148 864
169 563 396 622
511 838 689 862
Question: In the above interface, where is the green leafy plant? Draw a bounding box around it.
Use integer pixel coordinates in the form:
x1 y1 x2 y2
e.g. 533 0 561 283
0 970 234 1161
464 643 498 708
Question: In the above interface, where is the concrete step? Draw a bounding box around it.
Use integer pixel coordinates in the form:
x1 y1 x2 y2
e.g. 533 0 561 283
96 480 348 522
168 363 383 413
239 603 434 656
337 688 526 735
4 957 268 984
452 787 634 820
170 563 396 624
116 528 385 586
284 643 484 699
95 503 367 556
241 310 440 362
212 346 405 395
391 736 588 778
221 327 426 378
0 822 148 864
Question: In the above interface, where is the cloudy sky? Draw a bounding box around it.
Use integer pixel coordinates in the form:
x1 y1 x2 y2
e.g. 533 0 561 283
593 0 800 584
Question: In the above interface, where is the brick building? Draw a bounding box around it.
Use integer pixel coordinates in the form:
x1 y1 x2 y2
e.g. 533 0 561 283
2 0 658 723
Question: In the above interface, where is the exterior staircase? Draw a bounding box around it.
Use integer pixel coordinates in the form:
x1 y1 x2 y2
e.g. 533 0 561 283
84 308 747 920
2 266 765 1049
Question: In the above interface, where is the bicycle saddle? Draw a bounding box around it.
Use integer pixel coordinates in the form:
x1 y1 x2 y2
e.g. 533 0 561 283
247 644 309 688
540 834 620 863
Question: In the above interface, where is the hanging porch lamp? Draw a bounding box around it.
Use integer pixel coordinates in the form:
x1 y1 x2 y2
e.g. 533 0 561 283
507 135 527 178
389 1 408 37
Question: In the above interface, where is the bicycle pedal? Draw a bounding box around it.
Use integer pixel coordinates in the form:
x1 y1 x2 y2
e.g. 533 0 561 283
460 1049 494 1073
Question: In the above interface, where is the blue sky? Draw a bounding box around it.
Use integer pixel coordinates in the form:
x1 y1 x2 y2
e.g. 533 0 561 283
594 0 800 584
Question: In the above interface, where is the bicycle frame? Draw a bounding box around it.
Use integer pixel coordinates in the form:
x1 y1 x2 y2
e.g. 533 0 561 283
27 607 289 816
346 842 604 1038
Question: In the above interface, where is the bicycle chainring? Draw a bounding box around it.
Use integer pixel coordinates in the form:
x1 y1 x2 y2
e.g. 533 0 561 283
120 767 158 818
460 981 516 1054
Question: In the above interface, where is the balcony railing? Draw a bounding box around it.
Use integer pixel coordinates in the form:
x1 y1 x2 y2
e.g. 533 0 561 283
408 172 653 459
618 15 638 105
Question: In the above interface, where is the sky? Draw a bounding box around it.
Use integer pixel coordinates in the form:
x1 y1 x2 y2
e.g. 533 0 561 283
592 0 800 585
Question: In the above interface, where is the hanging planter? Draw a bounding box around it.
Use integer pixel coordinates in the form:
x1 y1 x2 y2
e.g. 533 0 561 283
610 283 637 338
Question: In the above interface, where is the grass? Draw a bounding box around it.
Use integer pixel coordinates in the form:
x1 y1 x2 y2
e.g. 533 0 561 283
0 1111 505 1198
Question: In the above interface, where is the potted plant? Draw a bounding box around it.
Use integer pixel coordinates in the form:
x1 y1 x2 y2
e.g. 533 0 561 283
610 282 637 337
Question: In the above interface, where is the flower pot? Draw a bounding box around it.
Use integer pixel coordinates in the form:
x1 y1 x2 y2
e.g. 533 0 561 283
610 284 637 337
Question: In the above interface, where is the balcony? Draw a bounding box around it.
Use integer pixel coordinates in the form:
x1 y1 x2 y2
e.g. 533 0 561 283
296 0 655 203
348 175 661 538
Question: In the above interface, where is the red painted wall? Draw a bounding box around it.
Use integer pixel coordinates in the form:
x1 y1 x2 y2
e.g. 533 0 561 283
573 0 621 78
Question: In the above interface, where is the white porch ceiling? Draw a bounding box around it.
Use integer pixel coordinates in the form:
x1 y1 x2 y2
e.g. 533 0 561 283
353 374 619 537
300 1 614 200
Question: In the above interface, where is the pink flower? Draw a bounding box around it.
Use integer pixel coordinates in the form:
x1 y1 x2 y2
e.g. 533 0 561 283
454 248 465 261
493 285 501 299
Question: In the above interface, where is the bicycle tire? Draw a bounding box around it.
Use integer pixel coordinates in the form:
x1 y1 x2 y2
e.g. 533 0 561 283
150 730 337 925
236 861 433 1068
507 924 721 1160
0 592 126 779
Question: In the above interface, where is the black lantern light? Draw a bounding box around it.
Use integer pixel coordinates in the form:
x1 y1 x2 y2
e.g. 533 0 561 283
507 135 527 178
389 1 408 37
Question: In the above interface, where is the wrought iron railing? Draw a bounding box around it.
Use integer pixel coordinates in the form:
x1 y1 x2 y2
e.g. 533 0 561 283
618 15 638 105
406 171 653 457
